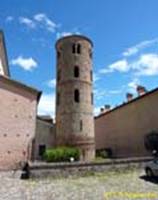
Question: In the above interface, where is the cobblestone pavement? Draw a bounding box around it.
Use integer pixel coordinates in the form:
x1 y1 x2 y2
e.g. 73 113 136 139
0 169 157 200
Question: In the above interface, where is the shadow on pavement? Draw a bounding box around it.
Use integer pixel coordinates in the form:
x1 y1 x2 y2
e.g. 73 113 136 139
140 175 158 185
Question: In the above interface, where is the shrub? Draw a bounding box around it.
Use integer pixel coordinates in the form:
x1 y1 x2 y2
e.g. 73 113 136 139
96 148 113 158
43 146 80 162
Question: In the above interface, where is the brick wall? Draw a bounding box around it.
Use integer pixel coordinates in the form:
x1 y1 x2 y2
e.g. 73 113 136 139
0 79 38 170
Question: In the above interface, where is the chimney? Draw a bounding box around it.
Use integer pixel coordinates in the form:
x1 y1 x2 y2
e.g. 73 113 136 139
100 108 104 113
126 93 133 102
104 104 111 112
137 85 147 96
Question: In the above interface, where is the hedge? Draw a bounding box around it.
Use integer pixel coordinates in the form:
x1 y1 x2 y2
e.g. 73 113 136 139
43 146 80 162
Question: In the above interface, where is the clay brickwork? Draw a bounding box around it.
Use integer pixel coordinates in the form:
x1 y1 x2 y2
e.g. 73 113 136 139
55 35 95 160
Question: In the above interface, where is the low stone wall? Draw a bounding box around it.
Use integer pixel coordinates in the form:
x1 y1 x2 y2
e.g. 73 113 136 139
30 157 153 178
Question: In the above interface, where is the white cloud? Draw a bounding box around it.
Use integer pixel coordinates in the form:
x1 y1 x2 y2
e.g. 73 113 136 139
109 59 129 72
100 53 158 77
123 38 158 57
94 107 101 116
100 59 129 74
34 13 58 33
38 92 55 118
6 16 14 22
47 79 56 88
18 13 58 33
93 73 100 82
94 89 107 100
132 54 158 76
19 17 35 28
128 78 140 93
11 56 37 71
109 89 123 95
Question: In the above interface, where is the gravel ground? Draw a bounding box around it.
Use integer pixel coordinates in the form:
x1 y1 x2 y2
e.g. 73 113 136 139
0 169 157 200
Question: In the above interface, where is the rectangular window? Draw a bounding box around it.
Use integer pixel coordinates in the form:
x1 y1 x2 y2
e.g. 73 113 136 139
80 120 83 131
91 93 93 105
38 144 46 156
57 93 60 105
90 70 93 81
57 70 61 81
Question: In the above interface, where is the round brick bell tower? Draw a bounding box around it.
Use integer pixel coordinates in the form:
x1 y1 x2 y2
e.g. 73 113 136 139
55 35 95 161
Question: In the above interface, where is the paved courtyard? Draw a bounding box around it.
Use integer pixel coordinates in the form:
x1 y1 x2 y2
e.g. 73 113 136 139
0 169 157 200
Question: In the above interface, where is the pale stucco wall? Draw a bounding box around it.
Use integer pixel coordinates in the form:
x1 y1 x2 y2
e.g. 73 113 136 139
34 118 55 160
95 90 158 158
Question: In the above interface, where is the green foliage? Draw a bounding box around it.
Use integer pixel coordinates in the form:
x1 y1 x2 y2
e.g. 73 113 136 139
43 146 80 162
96 148 113 158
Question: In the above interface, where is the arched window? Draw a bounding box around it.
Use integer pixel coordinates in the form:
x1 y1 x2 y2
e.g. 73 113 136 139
77 44 81 54
90 70 93 81
89 49 92 58
74 66 79 78
72 43 76 54
80 120 83 131
57 92 60 105
57 70 61 81
74 89 80 103
72 43 81 54
57 51 61 59
91 93 93 105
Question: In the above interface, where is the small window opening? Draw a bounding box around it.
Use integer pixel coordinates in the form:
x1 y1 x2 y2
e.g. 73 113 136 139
74 89 80 103
57 70 61 81
72 43 76 54
38 144 46 157
80 120 83 131
74 66 80 77
77 44 81 54
57 92 60 105
89 49 92 58
72 43 81 54
90 70 93 81
91 93 93 105
57 51 61 59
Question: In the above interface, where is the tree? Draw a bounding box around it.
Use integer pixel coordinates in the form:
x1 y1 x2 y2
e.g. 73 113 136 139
144 130 158 156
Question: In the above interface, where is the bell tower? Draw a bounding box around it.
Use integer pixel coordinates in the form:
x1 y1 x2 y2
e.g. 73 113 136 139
55 35 95 161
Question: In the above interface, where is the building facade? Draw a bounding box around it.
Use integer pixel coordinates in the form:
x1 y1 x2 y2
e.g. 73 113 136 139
0 76 41 170
55 35 95 161
34 116 55 160
95 88 158 158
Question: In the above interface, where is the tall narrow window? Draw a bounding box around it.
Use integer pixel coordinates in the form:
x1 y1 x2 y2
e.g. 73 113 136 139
72 43 76 54
80 120 83 131
89 49 92 58
74 89 80 102
57 92 60 105
57 51 61 59
77 44 81 54
74 66 79 77
91 93 93 105
90 70 93 81
57 70 61 81
72 43 81 54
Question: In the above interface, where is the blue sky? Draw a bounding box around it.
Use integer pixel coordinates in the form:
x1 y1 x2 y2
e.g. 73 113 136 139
1 0 158 117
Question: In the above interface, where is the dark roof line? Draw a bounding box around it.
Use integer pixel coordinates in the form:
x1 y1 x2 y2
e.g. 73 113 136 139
95 87 158 119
